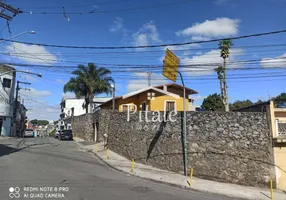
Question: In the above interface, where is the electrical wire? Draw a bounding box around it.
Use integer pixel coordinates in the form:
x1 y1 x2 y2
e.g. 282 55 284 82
22 0 195 15
3 43 286 55
2 29 286 49
22 0 134 9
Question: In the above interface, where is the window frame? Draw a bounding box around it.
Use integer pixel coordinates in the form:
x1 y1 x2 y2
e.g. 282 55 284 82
141 101 147 111
2 78 12 88
164 100 176 112
121 104 135 112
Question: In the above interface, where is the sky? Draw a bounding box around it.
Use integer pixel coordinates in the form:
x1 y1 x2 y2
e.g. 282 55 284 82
0 0 285 120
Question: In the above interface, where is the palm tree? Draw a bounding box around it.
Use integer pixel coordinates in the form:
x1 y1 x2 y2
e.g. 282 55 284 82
64 63 113 113
218 39 233 112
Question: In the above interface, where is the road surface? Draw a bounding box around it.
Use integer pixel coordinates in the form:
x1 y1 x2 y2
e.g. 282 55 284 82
0 137 236 200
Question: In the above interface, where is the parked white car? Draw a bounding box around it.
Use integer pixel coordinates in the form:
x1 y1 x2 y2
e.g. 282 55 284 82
24 129 34 137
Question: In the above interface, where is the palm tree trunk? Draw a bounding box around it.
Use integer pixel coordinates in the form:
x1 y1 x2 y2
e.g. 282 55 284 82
88 93 94 113
223 58 230 112
219 78 223 99
85 96 89 114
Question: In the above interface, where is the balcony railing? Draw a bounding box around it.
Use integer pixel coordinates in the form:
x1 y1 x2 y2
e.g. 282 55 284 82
276 120 286 136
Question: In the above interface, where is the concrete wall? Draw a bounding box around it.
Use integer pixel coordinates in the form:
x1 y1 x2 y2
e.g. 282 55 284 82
72 110 275 187
274 144 286 190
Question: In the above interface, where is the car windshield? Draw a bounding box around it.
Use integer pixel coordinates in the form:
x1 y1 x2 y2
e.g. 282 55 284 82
62 130 72 134
25 129 33 131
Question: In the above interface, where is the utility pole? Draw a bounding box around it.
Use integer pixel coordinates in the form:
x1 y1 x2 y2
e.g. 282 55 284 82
14 81 30 137
0 2 22 21
110 80 115 111
147 71 152 86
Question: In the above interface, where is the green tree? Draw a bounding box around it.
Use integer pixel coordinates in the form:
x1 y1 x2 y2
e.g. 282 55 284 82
256 99 263 104
201 93 224 111
64 63 113 113
217 39 233 112
30 119 49 126
230 100 253 110
273 92 286 103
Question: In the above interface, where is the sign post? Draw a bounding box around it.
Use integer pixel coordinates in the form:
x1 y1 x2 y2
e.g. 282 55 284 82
163 48 188 176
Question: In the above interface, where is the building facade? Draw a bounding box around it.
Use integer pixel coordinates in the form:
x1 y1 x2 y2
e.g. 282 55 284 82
100 84 198 112
234 100 286 190
59 97 112 130
0 65 16 137
269 101 286 190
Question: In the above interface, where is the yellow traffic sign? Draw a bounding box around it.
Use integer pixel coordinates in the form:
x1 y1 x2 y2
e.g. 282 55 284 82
163 48 180 82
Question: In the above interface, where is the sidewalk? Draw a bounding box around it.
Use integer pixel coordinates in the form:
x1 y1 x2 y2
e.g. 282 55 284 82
74 137 286 200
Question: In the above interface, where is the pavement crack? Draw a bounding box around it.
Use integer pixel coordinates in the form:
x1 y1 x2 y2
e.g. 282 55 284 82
59 179 68 184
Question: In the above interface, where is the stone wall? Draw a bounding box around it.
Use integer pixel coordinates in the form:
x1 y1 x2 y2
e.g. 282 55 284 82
71 114 94 141
71 110 275 187
71 110 113 142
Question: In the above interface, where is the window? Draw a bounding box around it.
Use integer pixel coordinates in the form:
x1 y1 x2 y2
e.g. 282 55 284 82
141 102 146 111
2 78 11 88
122 104 134 112
165 101 176 111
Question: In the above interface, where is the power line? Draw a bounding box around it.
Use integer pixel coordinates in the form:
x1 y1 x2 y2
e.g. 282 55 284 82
22 0 194 15
3 43 286 55
2 29 286 49
3 56 286 69
22 0 134 9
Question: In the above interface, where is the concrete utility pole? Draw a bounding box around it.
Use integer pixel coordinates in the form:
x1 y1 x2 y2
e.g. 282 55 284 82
110 80 115 111
147 71 152 86
14 81 30 137
0 2 22 21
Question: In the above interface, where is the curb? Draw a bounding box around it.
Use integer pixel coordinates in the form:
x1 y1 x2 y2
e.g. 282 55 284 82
74 141 249 200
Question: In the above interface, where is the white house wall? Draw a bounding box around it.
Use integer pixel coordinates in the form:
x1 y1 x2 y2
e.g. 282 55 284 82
0 66 16 136
64 99 86 117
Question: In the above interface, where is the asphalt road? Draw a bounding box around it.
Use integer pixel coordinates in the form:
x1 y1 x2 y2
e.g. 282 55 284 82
0 137 235 200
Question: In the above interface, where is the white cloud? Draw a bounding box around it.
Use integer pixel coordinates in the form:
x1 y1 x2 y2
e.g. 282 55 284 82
133 21 161 46
215 0 229 5
134 34 148 46
26 101 60 121
61 92 75 99
181 48 243 76
20 91 58 120
19 74 38 82
56 79 66 84
6 42 57 64
260 53 286 68
21 88 52 98
191 36 210 41
176 18 240 38
109 17 124 32
192 95 206 101
127 72 169 92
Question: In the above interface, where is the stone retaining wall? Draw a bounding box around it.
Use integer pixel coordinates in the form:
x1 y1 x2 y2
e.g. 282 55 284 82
71 110 275 187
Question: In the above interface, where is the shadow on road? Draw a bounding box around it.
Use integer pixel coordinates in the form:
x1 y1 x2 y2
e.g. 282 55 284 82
0 144 18 157
0 139 54 158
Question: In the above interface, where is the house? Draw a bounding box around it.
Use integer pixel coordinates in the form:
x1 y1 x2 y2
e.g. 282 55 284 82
269 101 286 191
100 83 198 112
59 97 112 130
0 64 16 137
234 100 286 190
